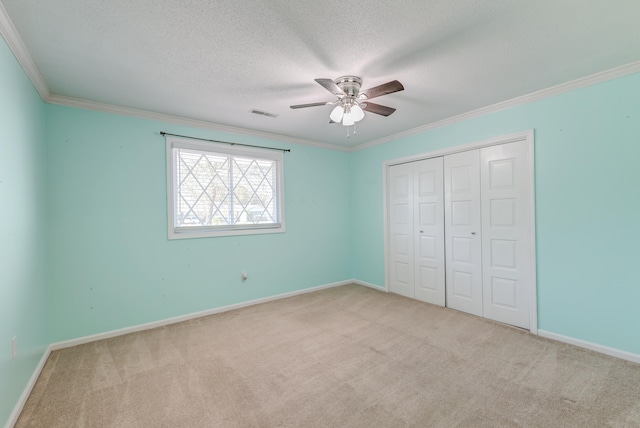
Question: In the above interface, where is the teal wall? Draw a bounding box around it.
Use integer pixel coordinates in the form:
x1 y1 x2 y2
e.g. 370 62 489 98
0 38 49 424
45 105 351 342
351 72 640 355
3 23 640 426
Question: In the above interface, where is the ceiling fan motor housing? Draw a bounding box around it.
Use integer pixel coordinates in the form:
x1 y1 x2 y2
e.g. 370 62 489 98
335 76 362 98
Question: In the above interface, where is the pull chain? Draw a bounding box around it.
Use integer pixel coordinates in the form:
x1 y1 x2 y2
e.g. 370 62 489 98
345 123 358 138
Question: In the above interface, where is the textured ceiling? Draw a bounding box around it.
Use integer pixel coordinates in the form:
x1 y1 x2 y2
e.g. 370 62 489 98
2 0 640 148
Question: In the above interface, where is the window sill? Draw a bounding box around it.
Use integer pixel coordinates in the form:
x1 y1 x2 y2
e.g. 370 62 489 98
168 225 286 240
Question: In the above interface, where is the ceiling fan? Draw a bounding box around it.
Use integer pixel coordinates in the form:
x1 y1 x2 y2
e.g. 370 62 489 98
290 76 404 136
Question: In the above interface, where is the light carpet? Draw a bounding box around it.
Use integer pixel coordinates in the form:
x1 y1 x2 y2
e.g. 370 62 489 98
15 284 640 427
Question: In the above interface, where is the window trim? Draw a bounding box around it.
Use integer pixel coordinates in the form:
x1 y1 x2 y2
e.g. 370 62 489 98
166 135 285 240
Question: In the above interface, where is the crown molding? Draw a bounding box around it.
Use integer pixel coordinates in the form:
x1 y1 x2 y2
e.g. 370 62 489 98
3 1 639 154
0 1 49 99
353 60 640 151
0 2 348 152
47 60 640 154
46 94 350 152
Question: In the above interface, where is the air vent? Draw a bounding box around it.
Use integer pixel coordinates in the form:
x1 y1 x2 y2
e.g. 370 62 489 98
250 109 278 118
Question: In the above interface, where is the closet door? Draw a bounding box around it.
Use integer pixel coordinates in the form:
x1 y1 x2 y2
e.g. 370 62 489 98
388 163 415 298
413 158 445 306
480 141 531 328
444 150 483 316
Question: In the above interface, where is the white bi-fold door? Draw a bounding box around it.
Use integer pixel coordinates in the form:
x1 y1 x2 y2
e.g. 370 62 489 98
387 138 534 329
480 141 532 328
388 162 414 299
444 150 484 317
388 158 445 306
414 158 446 305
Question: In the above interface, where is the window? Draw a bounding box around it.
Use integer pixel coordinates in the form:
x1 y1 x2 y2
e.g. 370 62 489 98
166 136 285 239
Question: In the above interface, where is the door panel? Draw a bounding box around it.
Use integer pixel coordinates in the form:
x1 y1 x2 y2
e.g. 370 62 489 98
388 163 414 298
413 158 445 305
480 140 531 328
444 150 483 316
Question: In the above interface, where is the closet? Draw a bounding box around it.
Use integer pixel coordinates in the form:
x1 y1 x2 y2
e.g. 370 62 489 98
387 137 534 329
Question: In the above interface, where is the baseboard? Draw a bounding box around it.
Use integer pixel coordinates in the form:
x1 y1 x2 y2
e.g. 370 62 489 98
6 280 354 426
537 330 640 364
5 345 52 428
353 279 387 291
51 279 353 351
13 290 638 428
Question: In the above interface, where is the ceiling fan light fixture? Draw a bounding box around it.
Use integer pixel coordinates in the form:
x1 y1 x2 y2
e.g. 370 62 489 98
330 105 344 122
351 104 365 122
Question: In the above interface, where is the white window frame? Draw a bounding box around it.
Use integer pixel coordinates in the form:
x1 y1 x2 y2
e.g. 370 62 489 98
166 135 285 239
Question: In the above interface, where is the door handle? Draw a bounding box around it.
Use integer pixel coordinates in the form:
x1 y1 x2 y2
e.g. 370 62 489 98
471 232 476 235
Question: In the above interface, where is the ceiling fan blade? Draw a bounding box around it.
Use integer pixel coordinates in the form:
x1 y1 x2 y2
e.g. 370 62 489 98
359 80 404 100
290 101 331 109
362 102 396 116
315 78 344 96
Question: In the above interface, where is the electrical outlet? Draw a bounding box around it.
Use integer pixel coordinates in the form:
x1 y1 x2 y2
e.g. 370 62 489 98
12 336 17 359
